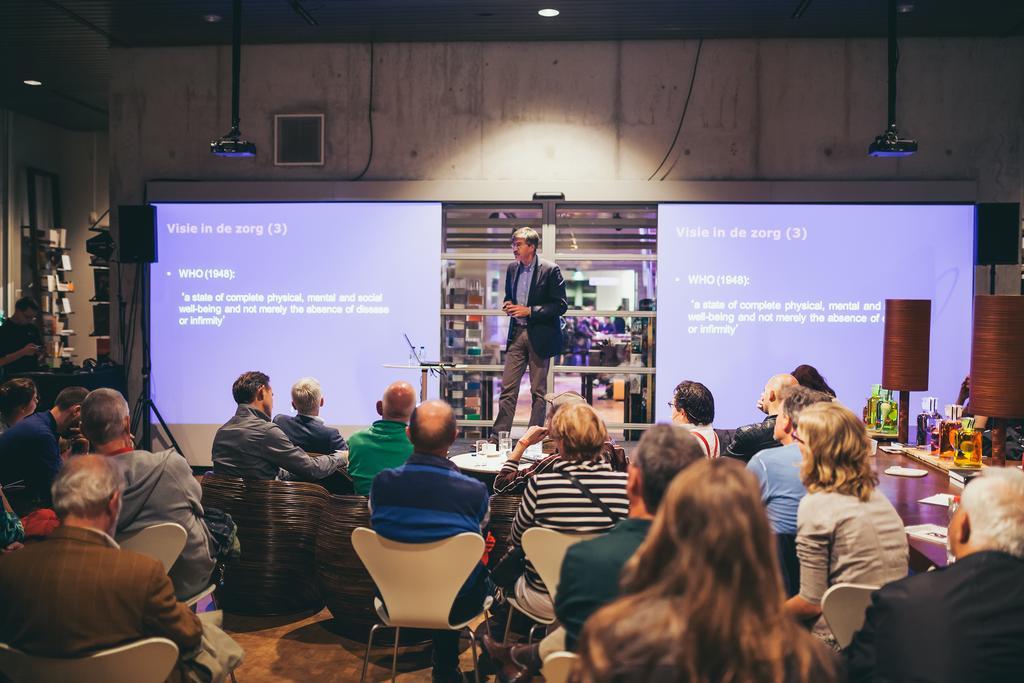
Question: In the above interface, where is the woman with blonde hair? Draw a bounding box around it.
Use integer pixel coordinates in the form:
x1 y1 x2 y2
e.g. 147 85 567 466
577 458 838 683
504 402 629 621
784 401 907 641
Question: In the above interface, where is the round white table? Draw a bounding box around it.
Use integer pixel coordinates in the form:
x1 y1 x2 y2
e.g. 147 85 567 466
450 451 515 474
450 443 545 474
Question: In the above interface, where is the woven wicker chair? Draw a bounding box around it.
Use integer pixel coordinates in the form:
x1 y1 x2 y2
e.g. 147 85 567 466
200 473 329 615
487 494 523 563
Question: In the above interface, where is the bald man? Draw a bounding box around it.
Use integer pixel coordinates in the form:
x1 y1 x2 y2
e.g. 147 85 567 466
369 400 491 681
346 381 417 495
724 373 798 462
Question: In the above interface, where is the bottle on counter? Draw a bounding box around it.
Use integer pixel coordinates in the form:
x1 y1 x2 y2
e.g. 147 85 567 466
883 390 899 434
939 404 964 459
953 417 983 468
864 384 881 427
916 397 942 451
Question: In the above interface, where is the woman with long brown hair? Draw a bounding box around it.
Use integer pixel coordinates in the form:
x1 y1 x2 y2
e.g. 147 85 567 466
784 401 907 641
576 458 838 683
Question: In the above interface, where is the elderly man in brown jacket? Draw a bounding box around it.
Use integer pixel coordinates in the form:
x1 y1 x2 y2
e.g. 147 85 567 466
0 455 202 681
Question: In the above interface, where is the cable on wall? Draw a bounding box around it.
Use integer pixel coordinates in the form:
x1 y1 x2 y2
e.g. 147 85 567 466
648 38 703 182
351 42 375 181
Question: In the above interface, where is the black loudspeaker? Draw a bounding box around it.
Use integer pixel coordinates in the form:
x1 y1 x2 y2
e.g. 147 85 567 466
976 203 1020 265
118 205 157 263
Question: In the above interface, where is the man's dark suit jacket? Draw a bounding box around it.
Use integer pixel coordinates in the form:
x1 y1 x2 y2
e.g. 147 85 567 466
554 518 651 651
504 257 568 359
0 524 202 680
273 413 347 454
845 550 1024 683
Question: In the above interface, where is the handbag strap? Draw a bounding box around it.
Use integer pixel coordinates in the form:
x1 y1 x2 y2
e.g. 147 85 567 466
560 468 622 524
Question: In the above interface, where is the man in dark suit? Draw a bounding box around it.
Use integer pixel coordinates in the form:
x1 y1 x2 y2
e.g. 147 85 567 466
493 227 568 435
846 467 1024 683
0 455 204 680
273 376 348 454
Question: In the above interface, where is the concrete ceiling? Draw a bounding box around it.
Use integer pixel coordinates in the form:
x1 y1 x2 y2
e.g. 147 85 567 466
3 0 1023 132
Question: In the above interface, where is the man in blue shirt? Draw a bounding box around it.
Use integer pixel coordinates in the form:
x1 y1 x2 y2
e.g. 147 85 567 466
746 385 832 595
0 385 88 514
370 400 491 683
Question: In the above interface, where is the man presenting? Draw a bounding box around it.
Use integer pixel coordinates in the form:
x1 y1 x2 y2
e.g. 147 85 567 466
493 227 567 436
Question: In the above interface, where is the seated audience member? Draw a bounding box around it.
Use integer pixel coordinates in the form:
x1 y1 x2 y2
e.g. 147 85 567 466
0 377 38 433
1 487 24 551
495 391 624 495
481 424 706 680
0 385 87 514
273 377 348 455
846 468 1024 682
747 385 833 596
785 402 908 643
212 371 342 482
668 379 719 457
576 459 838 683
369 400 491 683
347 380 416 496
81 388 216 600
0 455 204 675
505 403 629 622
724 373 797 462
791 364 836 397
0 297 44 374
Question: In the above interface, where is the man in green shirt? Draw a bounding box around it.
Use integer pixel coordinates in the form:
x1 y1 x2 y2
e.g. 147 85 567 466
347 381 416 495
480 424 705 679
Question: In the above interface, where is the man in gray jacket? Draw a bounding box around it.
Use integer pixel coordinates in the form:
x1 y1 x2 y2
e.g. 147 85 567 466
79 388 216 600
212 371 342 481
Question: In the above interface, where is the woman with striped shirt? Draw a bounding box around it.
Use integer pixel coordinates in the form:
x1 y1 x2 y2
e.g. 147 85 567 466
507 402 629 621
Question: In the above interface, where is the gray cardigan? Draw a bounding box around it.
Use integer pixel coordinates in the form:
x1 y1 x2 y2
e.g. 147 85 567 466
113 448 216 600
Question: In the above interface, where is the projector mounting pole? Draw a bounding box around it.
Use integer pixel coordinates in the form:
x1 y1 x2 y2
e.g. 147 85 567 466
885 0 898 129
229 0 242 138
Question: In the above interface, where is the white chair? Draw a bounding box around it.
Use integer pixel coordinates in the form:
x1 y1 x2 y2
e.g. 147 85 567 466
541 651 579 683
0 637 178 683
820 583 879 649
351 528 493 683
504 529 598 644
117 522 187 573
185 583 218 609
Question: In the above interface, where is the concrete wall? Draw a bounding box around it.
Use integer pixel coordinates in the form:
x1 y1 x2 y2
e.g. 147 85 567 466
2 111 108 361
110 38 1024 197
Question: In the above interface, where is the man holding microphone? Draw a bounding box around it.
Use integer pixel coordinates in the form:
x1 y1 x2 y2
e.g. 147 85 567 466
493 228 568 437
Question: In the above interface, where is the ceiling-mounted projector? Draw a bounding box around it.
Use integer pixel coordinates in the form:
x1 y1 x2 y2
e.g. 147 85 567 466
868 123 918 157
211 130 256 157
867 0 918 159
210 0 255 158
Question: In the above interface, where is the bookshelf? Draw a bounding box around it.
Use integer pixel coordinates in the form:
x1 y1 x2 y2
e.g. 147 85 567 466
24 169 75 368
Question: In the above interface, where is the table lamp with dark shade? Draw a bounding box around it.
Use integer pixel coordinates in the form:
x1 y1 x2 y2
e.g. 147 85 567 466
969 295 1024 467
882 299 932 444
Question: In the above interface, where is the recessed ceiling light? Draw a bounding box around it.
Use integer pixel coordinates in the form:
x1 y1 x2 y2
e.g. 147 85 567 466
897 3 915 12
538 8 560 18
23 79 42 86
203 13 222 23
